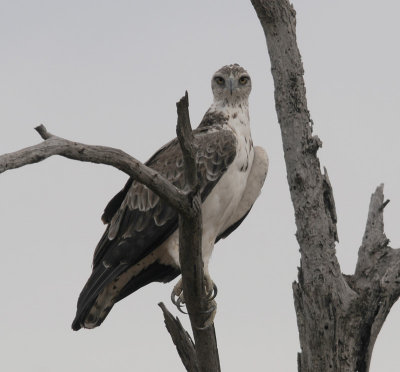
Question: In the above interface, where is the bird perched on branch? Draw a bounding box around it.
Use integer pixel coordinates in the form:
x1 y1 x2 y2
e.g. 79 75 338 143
72 64 268 330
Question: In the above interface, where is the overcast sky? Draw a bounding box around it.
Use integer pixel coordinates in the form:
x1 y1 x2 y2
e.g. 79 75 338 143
1 1 399 371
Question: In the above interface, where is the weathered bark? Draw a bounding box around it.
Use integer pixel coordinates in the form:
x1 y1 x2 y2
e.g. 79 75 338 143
250 0 400 371
0 94 220 372
159 303 199 372
0 125 188 214
164 93 221 372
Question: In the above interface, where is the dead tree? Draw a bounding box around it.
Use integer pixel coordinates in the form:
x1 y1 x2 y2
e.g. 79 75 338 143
0 94 219 372
250 0 400 371
2 1 399 371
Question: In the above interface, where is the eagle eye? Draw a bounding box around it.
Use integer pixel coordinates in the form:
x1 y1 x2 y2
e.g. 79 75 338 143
239 76 249 85
214 76 225 86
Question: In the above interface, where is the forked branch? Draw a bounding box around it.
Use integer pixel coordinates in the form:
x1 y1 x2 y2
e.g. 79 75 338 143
0 124 188 214
251 0 399 371
0 93 220 372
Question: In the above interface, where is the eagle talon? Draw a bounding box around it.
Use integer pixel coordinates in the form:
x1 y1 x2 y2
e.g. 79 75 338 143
203 274 218 301
171 279 187 314
201 301 217 315
205 282 218 301
195 300 217 329
175 296 187 314
171 293 187 314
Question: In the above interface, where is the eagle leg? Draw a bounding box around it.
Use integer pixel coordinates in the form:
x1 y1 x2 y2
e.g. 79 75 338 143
170 274 218 321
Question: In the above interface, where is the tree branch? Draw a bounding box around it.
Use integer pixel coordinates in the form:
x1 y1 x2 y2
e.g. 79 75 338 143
176 92 198 194
167 93 220 372
0 124 189 214
355 184 391 281
159 302 199 372
350 185 400 370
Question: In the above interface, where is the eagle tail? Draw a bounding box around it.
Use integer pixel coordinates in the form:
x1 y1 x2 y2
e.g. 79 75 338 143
71 263 128 331
72 261 180 331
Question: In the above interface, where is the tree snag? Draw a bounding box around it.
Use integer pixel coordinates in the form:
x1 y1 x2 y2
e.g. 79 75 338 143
250 0 400 371
163 93 220 372
0 93 220 372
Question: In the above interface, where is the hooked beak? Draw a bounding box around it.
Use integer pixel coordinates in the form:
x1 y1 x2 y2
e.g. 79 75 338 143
229 77 234 95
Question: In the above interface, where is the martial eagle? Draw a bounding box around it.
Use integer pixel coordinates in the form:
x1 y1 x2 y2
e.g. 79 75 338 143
72 64 268 330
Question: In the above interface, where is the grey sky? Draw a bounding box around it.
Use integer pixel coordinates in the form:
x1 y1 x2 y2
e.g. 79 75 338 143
1 1 399 371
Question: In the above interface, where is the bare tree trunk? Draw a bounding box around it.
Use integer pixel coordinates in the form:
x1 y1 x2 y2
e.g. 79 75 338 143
250 1 400 371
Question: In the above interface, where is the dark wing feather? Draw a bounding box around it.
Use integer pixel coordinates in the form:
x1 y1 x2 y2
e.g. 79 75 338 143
72 125 236 329
101 178 133 224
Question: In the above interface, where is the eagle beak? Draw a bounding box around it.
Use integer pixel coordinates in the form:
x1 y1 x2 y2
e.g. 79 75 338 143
229 77 234 95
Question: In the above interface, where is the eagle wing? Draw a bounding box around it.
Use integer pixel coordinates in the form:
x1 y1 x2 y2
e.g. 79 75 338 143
72 125 236 330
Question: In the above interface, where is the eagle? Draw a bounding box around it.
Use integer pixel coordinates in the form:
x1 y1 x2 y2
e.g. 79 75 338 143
72 64 268 330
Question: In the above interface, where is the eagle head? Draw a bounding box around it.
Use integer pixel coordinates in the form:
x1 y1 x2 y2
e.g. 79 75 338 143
211 64 251 104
